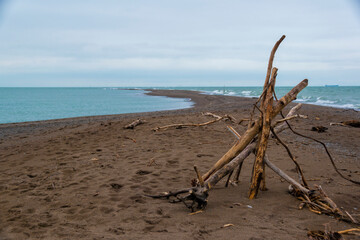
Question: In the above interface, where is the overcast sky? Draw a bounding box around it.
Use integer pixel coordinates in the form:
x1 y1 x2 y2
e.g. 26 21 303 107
0 0 359 87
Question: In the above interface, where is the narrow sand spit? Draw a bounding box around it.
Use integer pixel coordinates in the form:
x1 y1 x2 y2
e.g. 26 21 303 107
0 90 359 239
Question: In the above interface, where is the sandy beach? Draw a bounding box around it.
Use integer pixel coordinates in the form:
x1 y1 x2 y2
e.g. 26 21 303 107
0 90 359 240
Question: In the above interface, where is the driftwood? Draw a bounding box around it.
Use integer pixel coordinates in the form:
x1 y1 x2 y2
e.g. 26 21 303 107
124 119 146 129
238 118 250 125
202 78 308 181
307 227 344 240
264 155 310 195
330 120 360 128
308 225 360 239
249 67 277 198
225 103 303 187
147 35 359 227
147 103 305 209
213 104 305 190
152 112 235 131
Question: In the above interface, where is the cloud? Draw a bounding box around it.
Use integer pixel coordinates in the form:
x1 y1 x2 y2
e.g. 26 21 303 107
2 55 355 75
0 0 359 86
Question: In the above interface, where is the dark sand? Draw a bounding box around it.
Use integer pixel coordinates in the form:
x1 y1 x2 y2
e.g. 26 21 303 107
0 90 359 239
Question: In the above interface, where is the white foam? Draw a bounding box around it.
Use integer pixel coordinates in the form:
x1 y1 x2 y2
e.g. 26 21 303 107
337 104 357 109
225 91 236 95
241 90 252 96
211 90 223 95
315 99 336 105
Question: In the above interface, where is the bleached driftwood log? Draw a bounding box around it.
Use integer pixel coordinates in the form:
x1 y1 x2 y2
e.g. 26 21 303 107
124 119 147 129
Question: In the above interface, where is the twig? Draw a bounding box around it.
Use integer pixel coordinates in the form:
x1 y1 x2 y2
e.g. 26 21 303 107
273 114 307 125
148 158 157 166
337 228 360 235
225 170 234 187
238 118 250 125
227 126 241 139
194 165 205 187
345 211 359 224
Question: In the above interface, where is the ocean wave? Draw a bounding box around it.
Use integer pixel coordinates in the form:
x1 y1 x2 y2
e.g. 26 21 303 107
192 86 359 111
241 90 252 96
210 90 223 95
315 98 336 105
296 96 312 102
294 98 310 102
337 104 357 109
225 91 236 95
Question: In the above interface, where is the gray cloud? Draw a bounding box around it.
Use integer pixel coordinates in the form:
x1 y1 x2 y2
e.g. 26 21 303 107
0 0 359 86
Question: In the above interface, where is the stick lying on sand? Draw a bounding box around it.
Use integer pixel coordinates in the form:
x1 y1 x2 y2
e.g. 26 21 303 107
124 119 146 129
152 112 235 131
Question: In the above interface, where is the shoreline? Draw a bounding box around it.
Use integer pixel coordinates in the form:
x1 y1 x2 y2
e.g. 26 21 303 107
0 90 256 140
1 88 358 128
1 89 359 143
1 89 359 239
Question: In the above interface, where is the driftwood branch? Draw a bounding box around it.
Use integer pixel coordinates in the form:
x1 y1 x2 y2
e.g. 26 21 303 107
272 103 302 134
248 35 286 129
263 35 286 89
194 166 204 187
330 120 360 128
227 126 241 139
124 119 146 129
249 67 277 199
152 113 234 131
203 112 236 123
263 155 310 195
273 114 307 126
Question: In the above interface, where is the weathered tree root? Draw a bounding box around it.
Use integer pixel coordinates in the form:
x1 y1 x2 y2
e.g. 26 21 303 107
146 187 208 212
308 225 360 239
307 227 344 240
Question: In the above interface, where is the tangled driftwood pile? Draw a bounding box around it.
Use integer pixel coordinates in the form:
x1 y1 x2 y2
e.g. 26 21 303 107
147 36 359 231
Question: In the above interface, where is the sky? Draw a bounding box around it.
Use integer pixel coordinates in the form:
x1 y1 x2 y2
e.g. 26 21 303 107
0 0 360 87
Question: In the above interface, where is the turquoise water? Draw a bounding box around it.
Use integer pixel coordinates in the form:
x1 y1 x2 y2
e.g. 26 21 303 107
0 88 192 124
0 86 358 124
151 86 360 111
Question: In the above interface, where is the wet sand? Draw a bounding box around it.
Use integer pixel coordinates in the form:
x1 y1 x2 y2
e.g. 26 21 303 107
0 90 359 239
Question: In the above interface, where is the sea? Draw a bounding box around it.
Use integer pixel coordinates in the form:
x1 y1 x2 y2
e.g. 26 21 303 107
0 86 359 124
